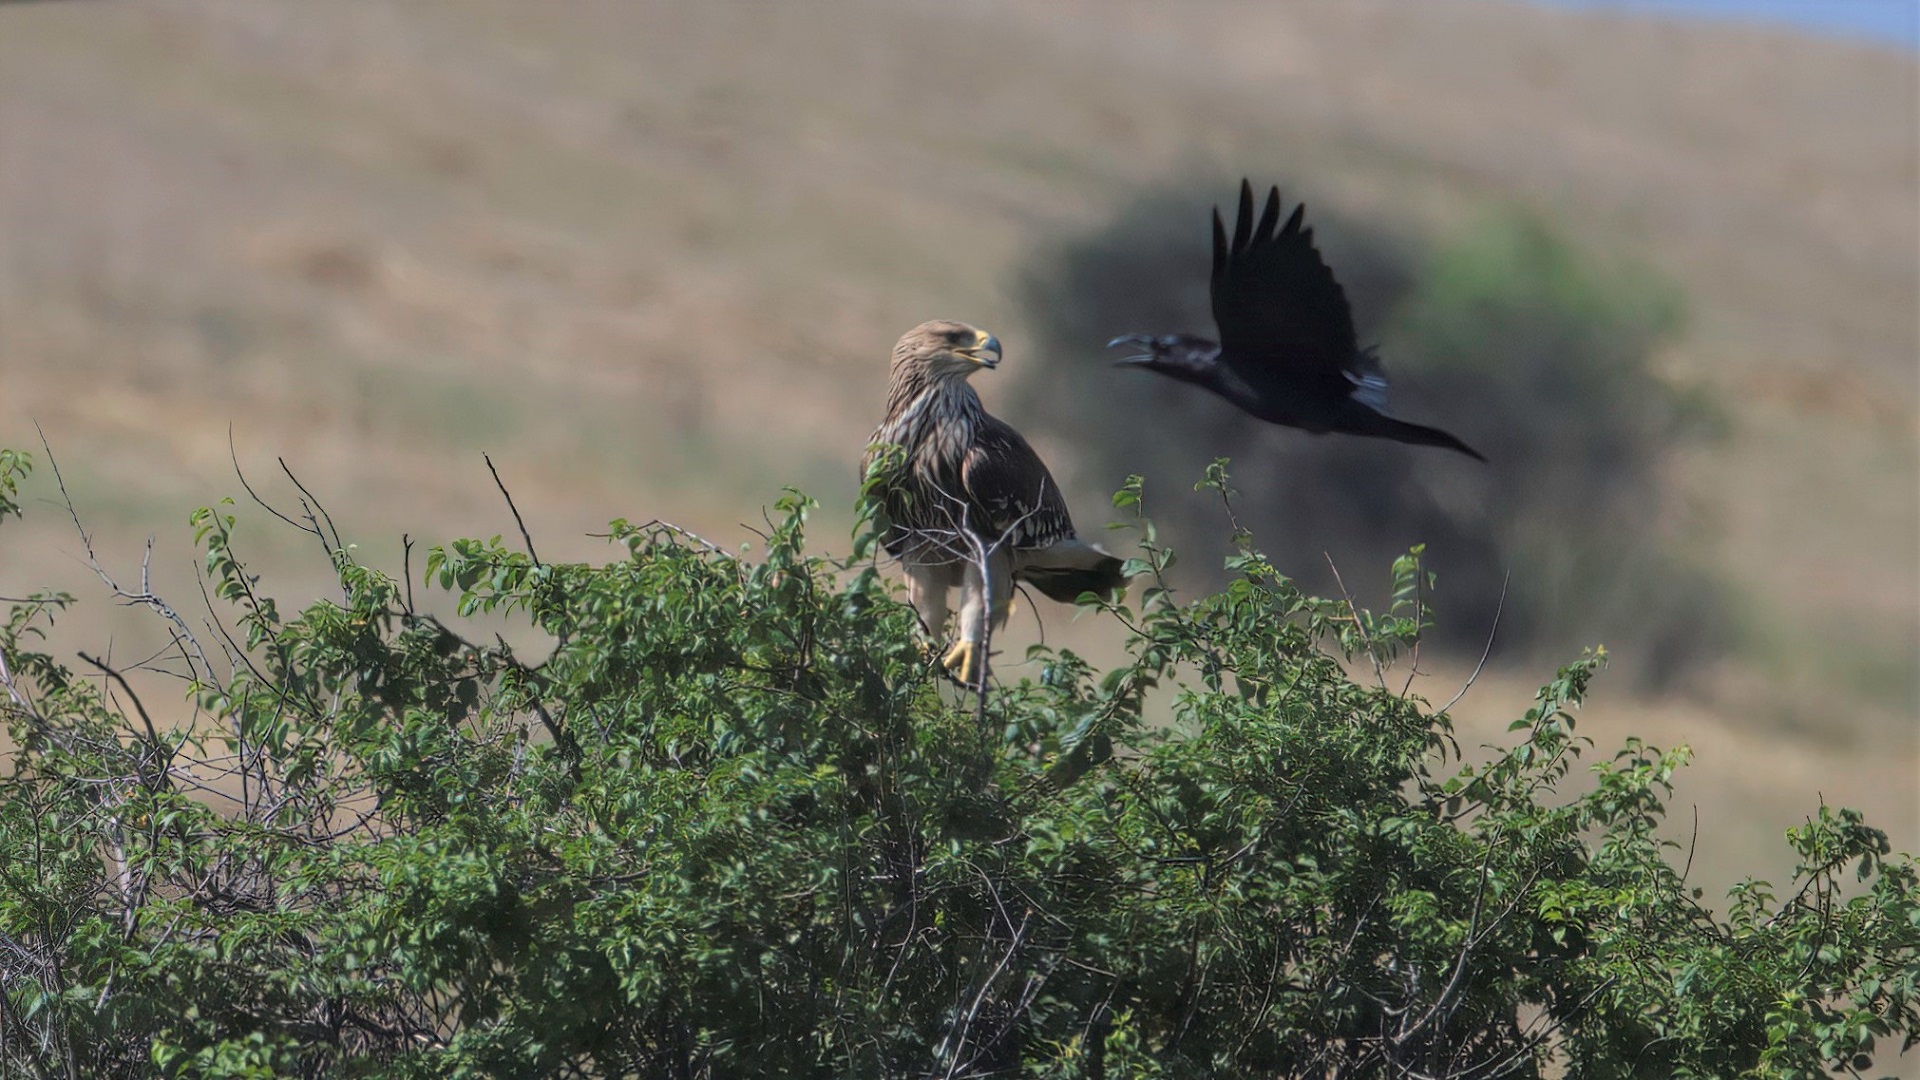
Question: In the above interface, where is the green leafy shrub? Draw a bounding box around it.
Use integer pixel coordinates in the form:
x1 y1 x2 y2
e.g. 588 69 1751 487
0 453 1912 1078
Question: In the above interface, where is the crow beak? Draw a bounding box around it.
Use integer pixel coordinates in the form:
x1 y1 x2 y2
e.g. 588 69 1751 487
1107 334 1155 367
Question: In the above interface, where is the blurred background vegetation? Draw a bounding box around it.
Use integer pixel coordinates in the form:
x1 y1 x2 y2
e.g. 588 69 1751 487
0 0 1912 890
1013 183 1722 687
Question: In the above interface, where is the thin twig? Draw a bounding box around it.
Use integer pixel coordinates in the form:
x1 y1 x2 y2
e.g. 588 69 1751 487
401 534 417 616
1014 582 1045 645
78 652 161 747
626 519 733 557
1681 804 1700 884
228 427 313 538
1439 571 1509 716
1324 552 1386 690
484 454 541 566
37 425 216 686
277 457 341 554
1401 548 1428 699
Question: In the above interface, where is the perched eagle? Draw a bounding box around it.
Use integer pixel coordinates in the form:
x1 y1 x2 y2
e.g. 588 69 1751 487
1109 180 1485 461
864 320 1127 684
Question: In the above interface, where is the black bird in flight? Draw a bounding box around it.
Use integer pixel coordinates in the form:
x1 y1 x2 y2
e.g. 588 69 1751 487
1109 180 1485 461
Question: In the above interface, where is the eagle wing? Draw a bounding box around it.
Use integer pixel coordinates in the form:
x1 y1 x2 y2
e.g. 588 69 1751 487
959 415 1077 552
1209 179 1360 390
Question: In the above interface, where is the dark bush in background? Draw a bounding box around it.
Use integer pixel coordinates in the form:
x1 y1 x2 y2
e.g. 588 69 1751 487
1010 180 1724 687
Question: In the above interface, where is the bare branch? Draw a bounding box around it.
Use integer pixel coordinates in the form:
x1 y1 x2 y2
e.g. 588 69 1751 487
1324 552 1387 690
1439 571 1509 716
228 427 316 541
401 534 418 616
277 457 341 554
622 519 735 559
77 652 162 749
483 454 541 566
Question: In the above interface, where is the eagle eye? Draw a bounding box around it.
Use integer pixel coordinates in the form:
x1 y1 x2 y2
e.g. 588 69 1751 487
944 329 968 344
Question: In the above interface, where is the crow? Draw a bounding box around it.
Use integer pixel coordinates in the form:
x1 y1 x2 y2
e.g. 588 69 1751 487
1109 180 1484 461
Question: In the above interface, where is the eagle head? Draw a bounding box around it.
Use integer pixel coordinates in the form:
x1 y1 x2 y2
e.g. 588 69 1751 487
893 320 1003 379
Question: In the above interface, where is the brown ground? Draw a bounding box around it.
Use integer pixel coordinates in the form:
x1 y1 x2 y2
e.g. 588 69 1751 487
0 0 1914 895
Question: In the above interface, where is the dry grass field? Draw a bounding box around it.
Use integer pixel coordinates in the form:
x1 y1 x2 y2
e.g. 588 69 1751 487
0 0 1914 894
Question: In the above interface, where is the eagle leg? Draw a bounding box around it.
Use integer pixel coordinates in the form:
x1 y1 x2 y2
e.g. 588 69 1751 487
905 561 956 639
945 551 1012 686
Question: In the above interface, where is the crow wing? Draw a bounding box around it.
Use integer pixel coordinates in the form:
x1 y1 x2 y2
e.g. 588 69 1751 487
1209 179 1360 388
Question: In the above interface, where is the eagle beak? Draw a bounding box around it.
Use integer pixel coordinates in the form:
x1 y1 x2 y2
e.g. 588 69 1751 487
968 333 1002 369
1107 334 1155 367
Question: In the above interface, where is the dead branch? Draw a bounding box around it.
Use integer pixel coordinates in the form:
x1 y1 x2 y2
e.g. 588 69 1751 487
484 453 541 566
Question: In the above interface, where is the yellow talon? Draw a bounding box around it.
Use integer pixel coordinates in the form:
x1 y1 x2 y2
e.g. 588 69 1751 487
942 640 985 685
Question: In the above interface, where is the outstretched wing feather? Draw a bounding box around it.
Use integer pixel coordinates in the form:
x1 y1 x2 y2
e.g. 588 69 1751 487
1208 179 1361 384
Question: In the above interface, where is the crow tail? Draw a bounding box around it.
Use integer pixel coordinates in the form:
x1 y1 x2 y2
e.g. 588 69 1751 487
1348 410 1487 461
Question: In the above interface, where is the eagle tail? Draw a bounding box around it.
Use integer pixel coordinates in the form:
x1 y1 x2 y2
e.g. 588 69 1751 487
1014 540 1130 603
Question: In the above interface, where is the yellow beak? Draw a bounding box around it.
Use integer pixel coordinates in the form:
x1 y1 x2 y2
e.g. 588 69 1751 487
964 332 1003 369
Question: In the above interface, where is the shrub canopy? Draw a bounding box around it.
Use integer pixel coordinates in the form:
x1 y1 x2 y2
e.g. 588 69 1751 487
0 449 1913 1078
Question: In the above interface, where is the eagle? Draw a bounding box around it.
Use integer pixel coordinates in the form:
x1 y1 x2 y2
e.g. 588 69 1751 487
863 320 1128 685
1108 179 1485 461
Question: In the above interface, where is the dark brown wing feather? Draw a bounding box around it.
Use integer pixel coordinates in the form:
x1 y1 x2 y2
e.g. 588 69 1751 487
1209 179 1359 384
959 416 1077 552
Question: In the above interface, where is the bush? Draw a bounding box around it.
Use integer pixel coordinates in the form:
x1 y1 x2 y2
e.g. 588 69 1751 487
0 448 1914 1078
1011 182 1723 687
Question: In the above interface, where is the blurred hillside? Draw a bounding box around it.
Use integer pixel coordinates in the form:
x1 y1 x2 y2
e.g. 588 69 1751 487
0 0 1914 884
